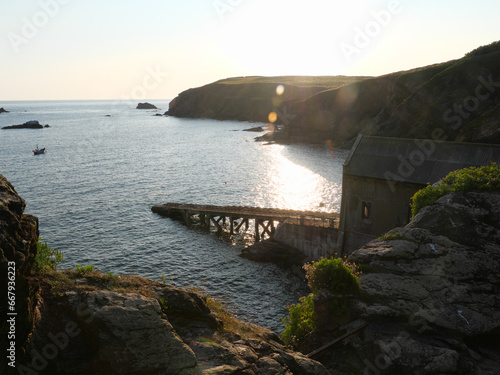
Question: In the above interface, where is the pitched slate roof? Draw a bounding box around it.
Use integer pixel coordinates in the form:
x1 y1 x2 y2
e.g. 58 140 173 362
343 135 500 185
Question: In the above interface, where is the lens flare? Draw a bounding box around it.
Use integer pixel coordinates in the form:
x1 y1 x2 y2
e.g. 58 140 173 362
268 111 278 123
276 85 285 96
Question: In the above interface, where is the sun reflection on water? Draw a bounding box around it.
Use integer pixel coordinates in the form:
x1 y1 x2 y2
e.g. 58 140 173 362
253 145 342 213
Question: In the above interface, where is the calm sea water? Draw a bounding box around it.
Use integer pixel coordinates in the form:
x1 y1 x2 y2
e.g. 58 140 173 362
0 100 347 331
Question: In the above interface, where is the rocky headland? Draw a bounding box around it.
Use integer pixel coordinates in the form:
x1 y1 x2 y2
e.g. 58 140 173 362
167 41 500 147
2 120 49 130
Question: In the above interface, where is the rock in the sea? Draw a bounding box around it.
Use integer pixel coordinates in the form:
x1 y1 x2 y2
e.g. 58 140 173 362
311 191 500 374
243 126 264 132
0 175 39 375
0 107 9 113
136 102 158 109
241 239 305 266
2 120 47 130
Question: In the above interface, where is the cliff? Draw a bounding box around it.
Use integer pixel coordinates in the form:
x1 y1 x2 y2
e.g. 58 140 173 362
167 41 500 147
0 175 39 375
166 76 367 123
306 191 500 374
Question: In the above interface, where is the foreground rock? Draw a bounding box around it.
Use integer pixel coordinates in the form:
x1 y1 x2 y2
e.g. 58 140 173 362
2 120 49 129
311 191 500 374
19 272 329 375
136 102 158 109
0 175 39 375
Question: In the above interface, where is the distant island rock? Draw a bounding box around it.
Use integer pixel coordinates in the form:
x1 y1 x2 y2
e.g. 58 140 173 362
0 107 9 113
136 102 158 109
1 120 48 130
167 40 500 147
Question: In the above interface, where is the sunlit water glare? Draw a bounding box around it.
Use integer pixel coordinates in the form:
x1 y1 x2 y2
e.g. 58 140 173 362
0 100 347 331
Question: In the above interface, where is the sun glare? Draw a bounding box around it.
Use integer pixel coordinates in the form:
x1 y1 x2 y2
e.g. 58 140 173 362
253 145 340 212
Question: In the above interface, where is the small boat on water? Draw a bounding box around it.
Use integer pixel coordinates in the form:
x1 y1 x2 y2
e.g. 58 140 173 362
33 146 46 155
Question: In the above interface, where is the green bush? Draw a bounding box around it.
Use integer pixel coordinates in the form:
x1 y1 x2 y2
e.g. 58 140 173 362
304 257 360 295
280 294 316 349
34 238 63 271
411 163 500 218
281 257 360 348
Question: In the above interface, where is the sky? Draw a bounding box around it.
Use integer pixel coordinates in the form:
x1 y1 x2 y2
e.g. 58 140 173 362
0 0 499 101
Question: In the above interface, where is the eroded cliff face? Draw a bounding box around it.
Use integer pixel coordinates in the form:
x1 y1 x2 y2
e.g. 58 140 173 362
0 175 39 374
310 191 500 375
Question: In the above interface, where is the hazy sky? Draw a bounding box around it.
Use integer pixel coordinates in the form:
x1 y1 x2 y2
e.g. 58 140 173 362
1 0 499 101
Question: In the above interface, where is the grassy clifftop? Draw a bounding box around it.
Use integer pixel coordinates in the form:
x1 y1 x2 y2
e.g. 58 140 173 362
167 41 500 147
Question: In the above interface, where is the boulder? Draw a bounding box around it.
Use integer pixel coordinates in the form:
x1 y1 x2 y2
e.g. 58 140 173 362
0 175 39 374
312 192 500 374
136 102 158 110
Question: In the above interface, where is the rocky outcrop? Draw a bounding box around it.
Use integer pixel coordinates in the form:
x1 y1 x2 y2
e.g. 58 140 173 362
136 102 158 109
2 120 48 130
310 191 500 374
20 273 329 375
0 175 39 374
0 107 9 113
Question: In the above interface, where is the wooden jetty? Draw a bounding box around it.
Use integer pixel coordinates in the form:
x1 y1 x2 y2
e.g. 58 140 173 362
152 203 339 241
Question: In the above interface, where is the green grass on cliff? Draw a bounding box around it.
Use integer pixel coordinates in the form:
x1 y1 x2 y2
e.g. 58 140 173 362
411 163 500 218
34 238 63 271
214 75 369 89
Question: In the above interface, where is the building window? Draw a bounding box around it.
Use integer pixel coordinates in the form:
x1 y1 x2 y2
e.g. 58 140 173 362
362 202 372 220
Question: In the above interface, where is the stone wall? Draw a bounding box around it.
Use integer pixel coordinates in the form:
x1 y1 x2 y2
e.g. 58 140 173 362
273 222 339 261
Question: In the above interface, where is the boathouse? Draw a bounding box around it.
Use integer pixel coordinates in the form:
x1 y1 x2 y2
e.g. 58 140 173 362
337 135 500 254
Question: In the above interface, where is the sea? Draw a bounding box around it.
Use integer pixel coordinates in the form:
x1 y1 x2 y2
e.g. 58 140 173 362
0 99 348 332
